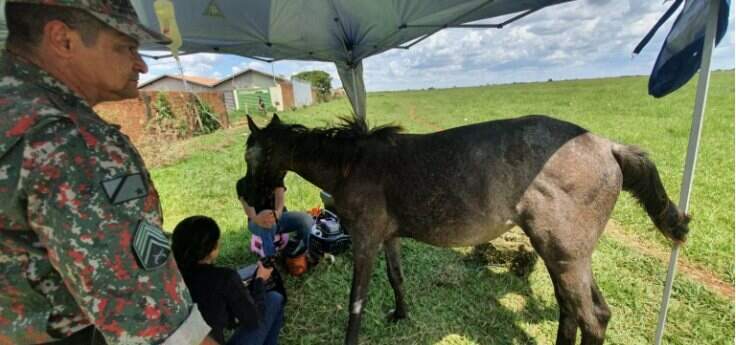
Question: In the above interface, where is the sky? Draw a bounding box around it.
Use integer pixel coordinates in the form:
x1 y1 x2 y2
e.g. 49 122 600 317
140 0 735 92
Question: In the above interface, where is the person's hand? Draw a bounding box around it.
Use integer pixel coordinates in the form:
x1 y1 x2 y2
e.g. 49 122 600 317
238 197 249 210
256 260 273 281
254 209 276 228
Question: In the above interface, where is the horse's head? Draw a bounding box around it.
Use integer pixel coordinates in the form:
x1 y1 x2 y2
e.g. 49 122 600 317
245 114 289 190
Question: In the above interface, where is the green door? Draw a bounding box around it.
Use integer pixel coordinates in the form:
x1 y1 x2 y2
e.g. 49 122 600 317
236 89 275 114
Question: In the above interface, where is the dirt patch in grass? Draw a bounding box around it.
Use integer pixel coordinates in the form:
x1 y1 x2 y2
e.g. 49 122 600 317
465 228 538 278
407 105 444 132
464 224 732 299
604 222 733 300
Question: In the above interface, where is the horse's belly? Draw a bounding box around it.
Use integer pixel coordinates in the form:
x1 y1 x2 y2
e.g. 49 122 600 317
405 220 515 247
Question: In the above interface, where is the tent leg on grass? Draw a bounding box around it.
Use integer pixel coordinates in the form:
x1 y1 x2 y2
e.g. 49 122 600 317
653 1 721 344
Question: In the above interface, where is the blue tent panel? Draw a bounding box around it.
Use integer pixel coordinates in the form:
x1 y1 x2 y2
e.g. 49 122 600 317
635 0 731 97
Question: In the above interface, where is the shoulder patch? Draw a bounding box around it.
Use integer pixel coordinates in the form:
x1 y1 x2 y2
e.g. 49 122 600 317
102 173 148 204
132 220 170 271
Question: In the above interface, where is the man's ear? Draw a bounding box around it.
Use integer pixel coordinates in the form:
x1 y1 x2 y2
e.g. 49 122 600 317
247 115 260 134
43 20 77 59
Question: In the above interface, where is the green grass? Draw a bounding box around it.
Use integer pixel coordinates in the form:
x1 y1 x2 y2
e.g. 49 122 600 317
149 71 734 344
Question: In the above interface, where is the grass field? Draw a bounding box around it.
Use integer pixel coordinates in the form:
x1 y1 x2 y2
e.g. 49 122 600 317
147 71 734 345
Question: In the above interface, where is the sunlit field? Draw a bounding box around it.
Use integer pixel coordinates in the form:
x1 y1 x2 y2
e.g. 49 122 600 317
147 71 734 345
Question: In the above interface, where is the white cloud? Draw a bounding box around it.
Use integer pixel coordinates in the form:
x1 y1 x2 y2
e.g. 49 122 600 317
177 53 222 75
360 0 735 90
231 61 270 74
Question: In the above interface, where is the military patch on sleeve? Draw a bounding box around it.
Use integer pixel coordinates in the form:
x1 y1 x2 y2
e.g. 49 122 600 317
132 220 170 271
101 173 148 204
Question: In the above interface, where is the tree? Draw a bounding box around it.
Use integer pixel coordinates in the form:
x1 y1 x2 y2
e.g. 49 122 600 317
294 70 332 102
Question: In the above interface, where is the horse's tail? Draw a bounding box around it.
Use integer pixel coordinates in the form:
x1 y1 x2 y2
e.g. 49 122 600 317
612 144 689 242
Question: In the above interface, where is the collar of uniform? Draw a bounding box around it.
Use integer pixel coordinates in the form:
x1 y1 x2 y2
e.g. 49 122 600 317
1 51 107 149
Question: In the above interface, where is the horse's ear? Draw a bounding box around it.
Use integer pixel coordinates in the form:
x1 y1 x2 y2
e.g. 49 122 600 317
271 113 281 124
247 115 260 135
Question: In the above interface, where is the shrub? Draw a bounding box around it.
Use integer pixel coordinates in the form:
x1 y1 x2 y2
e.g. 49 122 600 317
193 97 221 135
149 93 188 139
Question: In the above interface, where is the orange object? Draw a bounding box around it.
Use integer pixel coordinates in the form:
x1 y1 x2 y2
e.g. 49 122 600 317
308 206 321 218
285 253 308 276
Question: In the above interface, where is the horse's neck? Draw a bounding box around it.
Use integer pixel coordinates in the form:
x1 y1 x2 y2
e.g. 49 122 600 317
286 137 348 194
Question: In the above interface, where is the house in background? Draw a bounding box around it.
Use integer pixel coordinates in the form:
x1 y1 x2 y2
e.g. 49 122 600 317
138 75 219 93
138 69 316 112
291 78 314 107
212 69 289 113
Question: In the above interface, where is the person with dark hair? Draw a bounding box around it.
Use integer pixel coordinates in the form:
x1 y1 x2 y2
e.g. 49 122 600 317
172 216 285 345
0 1 215 344
236 175 313 260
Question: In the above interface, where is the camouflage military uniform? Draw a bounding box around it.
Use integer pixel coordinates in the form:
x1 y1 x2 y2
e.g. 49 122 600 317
0 51 210 344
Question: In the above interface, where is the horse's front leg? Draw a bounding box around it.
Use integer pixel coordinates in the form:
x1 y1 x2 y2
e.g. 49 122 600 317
384 236 407 321
345 229 382 345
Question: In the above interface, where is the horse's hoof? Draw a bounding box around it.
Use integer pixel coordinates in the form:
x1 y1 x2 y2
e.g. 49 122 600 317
386 309 407 322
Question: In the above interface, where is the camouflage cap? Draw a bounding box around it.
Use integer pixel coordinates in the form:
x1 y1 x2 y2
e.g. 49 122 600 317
6 0 172 45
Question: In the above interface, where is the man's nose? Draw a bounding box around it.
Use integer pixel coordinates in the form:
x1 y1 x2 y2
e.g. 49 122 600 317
133 51 148 74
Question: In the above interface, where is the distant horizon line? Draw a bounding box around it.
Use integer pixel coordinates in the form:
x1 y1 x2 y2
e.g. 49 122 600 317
365 68 736 93
139 68 735 93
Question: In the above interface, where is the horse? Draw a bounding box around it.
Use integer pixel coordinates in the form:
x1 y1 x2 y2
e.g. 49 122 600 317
243 114 689 345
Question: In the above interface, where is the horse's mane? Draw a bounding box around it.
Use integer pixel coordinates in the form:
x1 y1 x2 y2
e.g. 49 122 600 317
266 116 402 142
265 116 403 168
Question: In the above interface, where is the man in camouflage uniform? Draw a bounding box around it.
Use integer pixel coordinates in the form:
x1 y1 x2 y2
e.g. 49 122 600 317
0 1 218 344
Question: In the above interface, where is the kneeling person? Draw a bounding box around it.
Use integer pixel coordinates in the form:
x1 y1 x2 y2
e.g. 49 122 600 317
172 216 284 345
236 176 313 259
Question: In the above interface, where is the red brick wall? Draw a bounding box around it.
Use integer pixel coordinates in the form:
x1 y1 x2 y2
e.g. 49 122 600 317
95 91 228 146
94 98 150 144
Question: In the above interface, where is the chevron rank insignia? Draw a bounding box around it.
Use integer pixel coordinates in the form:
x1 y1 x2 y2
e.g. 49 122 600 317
132 220 171 271
101 173 148 204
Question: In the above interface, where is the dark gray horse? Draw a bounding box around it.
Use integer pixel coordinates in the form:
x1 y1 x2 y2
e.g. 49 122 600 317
244 114 689 345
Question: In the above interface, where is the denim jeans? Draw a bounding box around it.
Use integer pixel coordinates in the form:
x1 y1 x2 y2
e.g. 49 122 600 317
248 211 313 257
227 291 284 345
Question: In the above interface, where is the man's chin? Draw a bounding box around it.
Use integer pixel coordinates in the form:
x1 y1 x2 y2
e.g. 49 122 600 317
118 87 140 100
97 89 139 104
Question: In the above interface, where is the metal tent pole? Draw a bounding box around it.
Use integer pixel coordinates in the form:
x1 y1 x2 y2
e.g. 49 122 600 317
351 67 363 120
653 1 721 344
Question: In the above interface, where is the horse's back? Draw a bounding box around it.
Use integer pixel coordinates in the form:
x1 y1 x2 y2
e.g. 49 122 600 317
374 115 621 246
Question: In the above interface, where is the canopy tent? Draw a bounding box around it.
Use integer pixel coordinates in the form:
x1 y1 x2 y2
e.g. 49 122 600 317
0 0 730 343
130 0 573 118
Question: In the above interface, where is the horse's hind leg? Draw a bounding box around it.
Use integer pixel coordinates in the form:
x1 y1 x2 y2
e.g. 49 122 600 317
520 217 612 345
384 237 407 321
591 279 611 336
548 259 609 345
548 273 578 344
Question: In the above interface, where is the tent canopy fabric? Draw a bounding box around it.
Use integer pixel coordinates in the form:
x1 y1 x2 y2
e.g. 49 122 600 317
131 0 572 117
134 0 571 64
633 0 731 97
